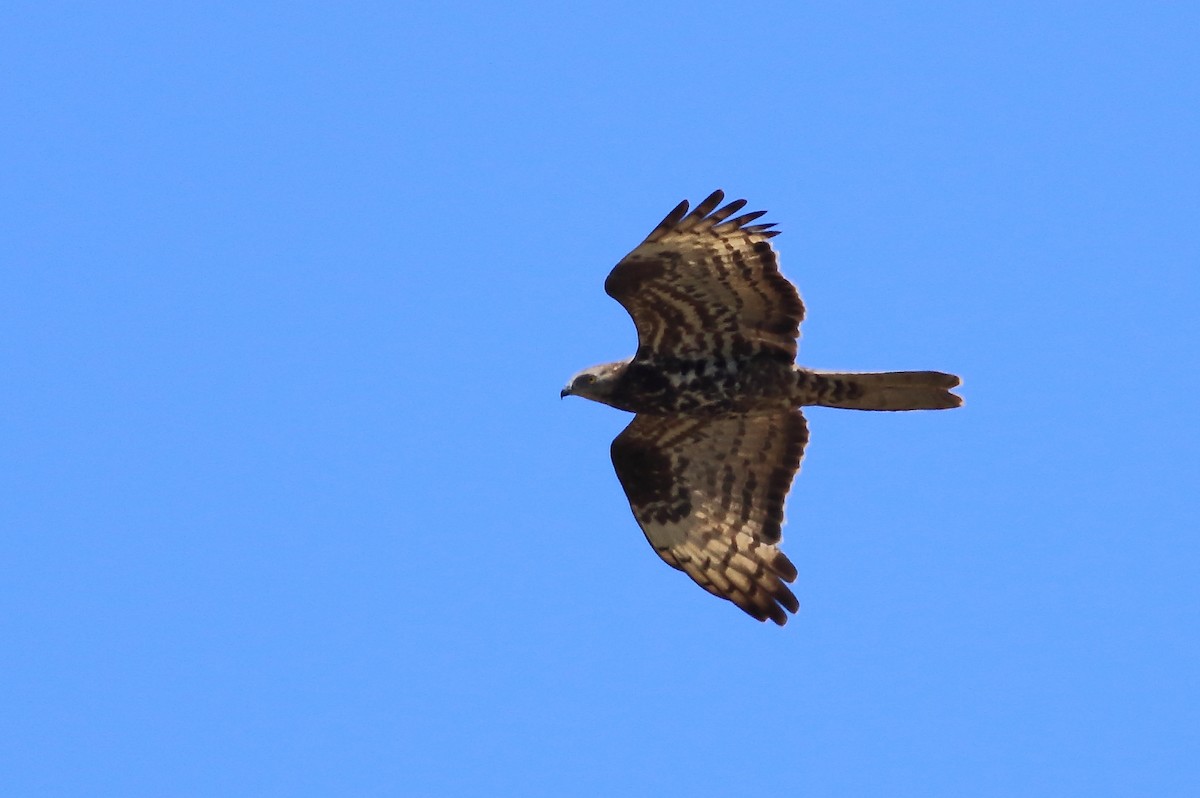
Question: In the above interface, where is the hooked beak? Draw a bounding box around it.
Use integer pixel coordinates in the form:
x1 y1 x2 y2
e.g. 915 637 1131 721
560 386 571 399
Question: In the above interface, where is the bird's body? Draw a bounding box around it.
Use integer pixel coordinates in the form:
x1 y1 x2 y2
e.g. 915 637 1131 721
587 354 796 415
563 191 961 625
573 358 961 417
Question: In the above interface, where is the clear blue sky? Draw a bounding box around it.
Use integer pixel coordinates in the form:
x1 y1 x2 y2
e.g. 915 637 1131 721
4 3 1198 796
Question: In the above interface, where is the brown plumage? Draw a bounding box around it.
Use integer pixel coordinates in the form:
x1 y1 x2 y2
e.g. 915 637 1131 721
562 191 962 625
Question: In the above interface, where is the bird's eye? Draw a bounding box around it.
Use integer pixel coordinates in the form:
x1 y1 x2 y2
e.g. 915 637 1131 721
585 375 597 384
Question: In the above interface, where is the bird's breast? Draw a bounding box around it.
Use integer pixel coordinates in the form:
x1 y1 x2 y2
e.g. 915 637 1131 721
612 358 795 415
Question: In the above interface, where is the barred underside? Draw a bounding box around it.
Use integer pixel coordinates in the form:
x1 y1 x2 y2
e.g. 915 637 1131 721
604 190 805 365
610 410 809 625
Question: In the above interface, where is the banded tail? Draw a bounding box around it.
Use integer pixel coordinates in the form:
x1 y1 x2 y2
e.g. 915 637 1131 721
798 370 963 411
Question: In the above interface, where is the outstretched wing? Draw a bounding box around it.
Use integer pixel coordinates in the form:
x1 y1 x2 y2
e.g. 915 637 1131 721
604 190 805 364
610 410 808 625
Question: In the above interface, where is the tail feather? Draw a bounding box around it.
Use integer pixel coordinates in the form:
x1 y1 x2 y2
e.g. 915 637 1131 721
801 370 963 411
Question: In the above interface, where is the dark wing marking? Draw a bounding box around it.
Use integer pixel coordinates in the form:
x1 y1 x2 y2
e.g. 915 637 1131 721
604 190 805 364
610 410 808 625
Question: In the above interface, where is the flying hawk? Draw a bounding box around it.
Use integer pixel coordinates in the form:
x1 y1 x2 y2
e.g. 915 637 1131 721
562 190 962 625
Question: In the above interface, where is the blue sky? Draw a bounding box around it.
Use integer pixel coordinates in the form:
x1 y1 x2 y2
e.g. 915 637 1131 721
3 2 1198 796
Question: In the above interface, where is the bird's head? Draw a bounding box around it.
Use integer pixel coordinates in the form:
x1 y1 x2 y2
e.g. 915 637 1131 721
561 360 630 406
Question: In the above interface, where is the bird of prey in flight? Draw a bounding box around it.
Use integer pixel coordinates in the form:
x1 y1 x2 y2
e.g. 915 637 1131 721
562 190 961 625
